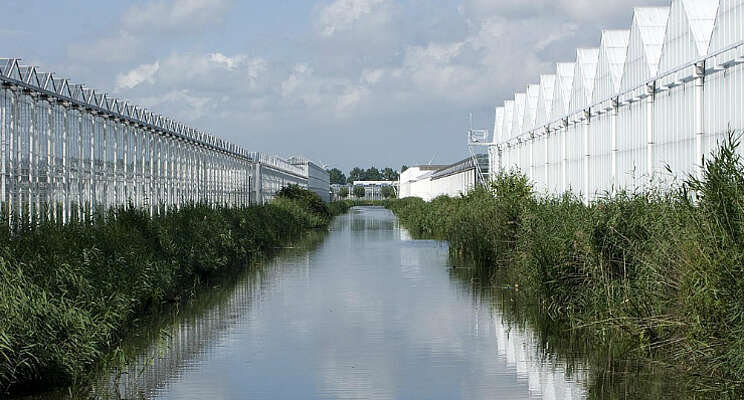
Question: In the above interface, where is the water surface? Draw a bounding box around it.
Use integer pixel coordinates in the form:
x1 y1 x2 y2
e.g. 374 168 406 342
89 207 589 399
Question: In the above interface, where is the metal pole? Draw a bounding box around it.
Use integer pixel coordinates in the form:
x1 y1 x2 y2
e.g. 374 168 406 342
529 133 535 181
77 108 82 220
0 85 6 218
175 139 180 209
256 162 262 205
29 93 36 223
102 116 107 213
196 145 201 203
494 146 500 177
561 118 568 193
647 82 655 181
611 98 618 195
544 128 550 192
695 61 705 179
123 122 129 207
62 103 68 223
134 125 139 210
151 128 155 211
188 141 193 204
163 134 169 210
113 119 119 208
141 127 147 210
167 135 172 209
90 112 95 219
157 134 162 213
583 109 591 205
9 89 16 222
47 99 53 221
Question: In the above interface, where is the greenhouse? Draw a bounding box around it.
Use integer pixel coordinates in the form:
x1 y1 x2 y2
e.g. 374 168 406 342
489 0 744 203
0 58 328 221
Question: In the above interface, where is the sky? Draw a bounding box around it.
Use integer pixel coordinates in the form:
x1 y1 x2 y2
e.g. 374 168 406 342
2 0 669 172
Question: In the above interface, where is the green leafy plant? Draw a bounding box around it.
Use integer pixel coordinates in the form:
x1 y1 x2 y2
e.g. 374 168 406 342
0 186 350 396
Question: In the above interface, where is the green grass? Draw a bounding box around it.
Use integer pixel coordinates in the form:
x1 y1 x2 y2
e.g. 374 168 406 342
0 186 350 396
386 134 744 396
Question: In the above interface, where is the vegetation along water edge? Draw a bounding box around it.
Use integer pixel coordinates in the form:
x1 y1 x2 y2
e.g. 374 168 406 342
385 134 744 398
0 185 351 397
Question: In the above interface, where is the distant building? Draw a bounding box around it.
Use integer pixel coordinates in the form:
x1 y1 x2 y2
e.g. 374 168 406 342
250 152 308 204
398 155 489 201
352 181 399 201
289 156 331 202
399 165 447 199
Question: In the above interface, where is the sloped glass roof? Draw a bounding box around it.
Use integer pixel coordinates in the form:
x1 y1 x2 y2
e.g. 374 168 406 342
602 30 631 91
536 75 556 127
552 63 575 120
684 0 720 55
637 7 671 75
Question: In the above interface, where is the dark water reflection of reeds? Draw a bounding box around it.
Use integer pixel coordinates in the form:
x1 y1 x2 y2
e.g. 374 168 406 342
448 262 697 400
23 231 328 400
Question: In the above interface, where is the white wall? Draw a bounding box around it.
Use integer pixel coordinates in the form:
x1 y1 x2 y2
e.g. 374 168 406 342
490 0 744 203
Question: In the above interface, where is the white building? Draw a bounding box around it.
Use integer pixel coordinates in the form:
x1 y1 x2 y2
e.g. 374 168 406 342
250 153 308 204
399 155 489 201
351 181 399 200
289 156 331 202
490 0 744 203
399 166 447 199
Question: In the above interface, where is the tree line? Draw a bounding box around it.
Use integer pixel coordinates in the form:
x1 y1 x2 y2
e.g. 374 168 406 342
337 185 396 199
327 166 405 185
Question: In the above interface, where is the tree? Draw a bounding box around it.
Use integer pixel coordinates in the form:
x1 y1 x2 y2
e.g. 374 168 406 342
365 167 382 181
348 166 401 183
338 187 349 198
380 185 396 199
347 167 364 184
353 185 366 198
328 168 347 185
401 165 409 173
381 167 399 181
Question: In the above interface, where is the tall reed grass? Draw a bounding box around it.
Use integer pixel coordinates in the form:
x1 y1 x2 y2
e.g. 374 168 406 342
386 134 744 396
0 186 350 396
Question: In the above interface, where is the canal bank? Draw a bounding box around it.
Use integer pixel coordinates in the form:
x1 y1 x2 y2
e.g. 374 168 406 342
385 137 744 397
1 187 350 397
30 206 696 399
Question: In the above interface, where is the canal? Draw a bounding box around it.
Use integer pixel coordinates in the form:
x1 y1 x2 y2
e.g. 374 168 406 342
56 206 674 399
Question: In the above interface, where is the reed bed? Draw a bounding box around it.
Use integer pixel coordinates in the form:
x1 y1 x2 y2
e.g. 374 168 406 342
386 135 744 396
0 186 350 396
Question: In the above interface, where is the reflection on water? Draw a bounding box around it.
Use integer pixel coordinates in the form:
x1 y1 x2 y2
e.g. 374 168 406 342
62 207 600 399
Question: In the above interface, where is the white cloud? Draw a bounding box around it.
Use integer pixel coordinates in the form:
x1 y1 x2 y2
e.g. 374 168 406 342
137 89 215 120
316 0 390 36
404 42 464 66
208 53 246 71
554 0 668 22
281 64 314 99
67 31 140 63
115 61 160 90
279 63 368 115
462 0 668 22
122 0 232 33
66 0 232 64
113 52 267 124
361 69 384 85
150 52 266 89
336 85 367 112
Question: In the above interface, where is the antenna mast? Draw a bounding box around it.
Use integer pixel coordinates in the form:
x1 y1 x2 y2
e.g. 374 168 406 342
466 113 490 188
